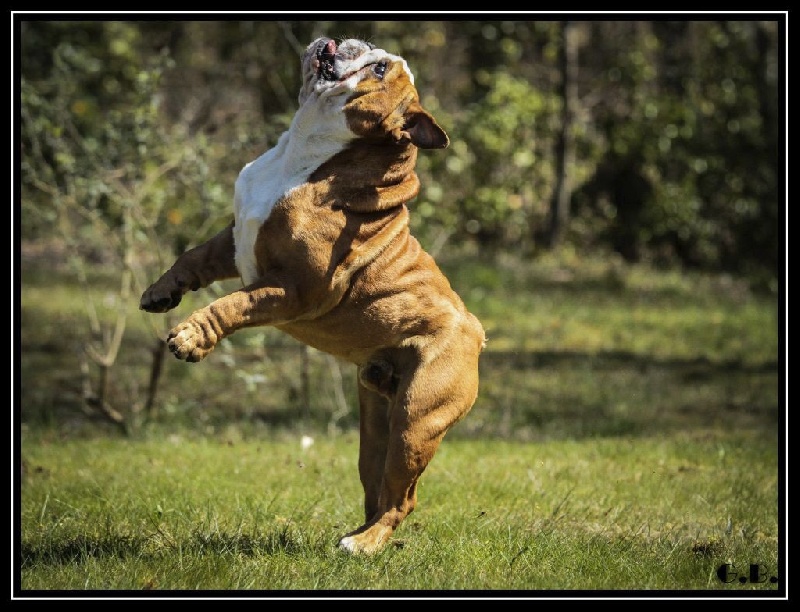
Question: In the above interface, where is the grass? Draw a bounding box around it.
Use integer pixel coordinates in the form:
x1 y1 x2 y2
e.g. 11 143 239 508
19 431 779 592
16 246 783 596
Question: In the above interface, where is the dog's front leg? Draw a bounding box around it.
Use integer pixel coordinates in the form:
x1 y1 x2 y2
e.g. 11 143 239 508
140 222 239 313
165 279 300 362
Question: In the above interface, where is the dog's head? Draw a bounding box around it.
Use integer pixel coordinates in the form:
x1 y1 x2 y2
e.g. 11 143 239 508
298 37 448 150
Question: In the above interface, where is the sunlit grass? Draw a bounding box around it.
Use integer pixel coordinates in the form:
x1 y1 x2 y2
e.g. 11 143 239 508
20 431 779 592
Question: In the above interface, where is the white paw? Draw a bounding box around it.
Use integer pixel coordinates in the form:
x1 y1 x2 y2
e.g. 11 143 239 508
338 536 359 553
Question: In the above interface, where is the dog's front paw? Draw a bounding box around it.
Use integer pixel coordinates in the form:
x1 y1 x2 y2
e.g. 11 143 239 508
166 314 220 362
140 273 201 313
140 282 184 313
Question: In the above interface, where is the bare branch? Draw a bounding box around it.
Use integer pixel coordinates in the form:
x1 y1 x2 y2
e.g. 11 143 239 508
80 354 127 431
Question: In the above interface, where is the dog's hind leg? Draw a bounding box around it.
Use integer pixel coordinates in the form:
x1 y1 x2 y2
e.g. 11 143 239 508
354 356 402 518
339 343 480 555
355 380 391 521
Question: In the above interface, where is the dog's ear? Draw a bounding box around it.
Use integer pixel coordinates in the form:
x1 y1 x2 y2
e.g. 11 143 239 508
397 103 449 149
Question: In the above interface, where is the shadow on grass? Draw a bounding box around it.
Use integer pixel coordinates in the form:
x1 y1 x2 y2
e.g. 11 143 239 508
19 344 781 442
458 349 781 441
20 527 318 568
481 348 779 373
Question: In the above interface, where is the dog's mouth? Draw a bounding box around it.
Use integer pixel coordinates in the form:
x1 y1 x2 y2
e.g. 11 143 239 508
316 39 338 81
313 37 376 83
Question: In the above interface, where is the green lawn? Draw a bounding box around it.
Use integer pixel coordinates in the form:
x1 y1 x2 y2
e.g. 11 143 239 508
19 431 779 592
17 249 783 595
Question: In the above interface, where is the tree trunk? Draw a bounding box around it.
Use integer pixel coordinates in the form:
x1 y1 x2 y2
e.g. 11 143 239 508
546 20 578 249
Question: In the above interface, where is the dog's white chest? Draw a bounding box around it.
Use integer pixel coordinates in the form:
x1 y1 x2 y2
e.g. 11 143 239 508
233 99 355 285
232 133 298 286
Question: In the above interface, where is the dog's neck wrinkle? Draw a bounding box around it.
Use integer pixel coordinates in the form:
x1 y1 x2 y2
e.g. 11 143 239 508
309 140 418 195
345 174 420 212
309 142 420 212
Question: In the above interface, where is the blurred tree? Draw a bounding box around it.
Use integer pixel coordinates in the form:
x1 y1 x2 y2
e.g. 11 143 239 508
545 20 579 249
569 19 779 287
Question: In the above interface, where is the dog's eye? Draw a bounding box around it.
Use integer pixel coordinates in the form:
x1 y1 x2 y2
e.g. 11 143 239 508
373 61 388 79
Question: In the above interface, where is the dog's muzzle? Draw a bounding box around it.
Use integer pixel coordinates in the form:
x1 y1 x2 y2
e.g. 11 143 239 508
299 37 386 106
313 37 377 82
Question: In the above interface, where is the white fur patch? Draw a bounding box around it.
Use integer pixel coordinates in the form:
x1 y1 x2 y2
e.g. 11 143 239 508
233 93 355 285
233 43 415 286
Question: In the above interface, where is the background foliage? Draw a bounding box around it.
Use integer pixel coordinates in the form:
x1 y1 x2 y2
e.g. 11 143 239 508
20 18 783 288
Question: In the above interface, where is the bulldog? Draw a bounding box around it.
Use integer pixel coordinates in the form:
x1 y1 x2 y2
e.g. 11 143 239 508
140 36 485 554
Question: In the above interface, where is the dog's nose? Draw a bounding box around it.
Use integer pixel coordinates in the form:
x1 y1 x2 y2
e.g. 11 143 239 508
321 39 336 61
